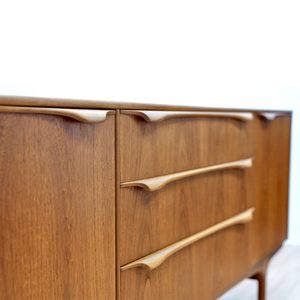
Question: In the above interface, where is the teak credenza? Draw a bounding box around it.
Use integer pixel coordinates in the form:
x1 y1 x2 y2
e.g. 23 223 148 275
0 96 291 300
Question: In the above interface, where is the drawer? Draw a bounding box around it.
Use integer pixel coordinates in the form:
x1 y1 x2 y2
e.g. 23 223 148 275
120 162 254 265
120 110 255 182
120 208 255 300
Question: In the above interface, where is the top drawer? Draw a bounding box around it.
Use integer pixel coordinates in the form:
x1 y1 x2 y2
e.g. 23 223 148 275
120 110 255 182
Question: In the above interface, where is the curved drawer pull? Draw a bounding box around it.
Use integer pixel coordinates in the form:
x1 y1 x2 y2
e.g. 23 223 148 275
121 110 253 122
0 106 115 123
121 208 255 271
121 158 253 192
258 112 289 121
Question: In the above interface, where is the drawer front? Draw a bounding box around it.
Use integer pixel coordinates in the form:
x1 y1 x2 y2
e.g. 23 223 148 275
121 210 254 300
120 111 255 182
120 165 254 265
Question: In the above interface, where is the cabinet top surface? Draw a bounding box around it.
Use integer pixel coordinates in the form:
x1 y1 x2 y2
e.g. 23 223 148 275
0 95 292 113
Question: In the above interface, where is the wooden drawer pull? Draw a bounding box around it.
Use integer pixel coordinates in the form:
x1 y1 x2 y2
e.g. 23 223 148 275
258 112 289 121
121 110 253 122
0 106 115 123
121 208 255 271
121 158 253 192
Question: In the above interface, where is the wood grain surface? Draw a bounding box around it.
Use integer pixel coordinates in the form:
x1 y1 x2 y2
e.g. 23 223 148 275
250 115 291 265
115 110 121 300
121 208 255 271
218 245 300 300
0 113 115 300
0 107 292 300
120 167 254 265
120 222 254 300
0 106 115 123
120 114 255 182
0 95 292 113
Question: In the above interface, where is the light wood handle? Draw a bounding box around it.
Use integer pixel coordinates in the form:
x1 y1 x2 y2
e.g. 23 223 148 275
121 208 255 271
258 112 289 121
121 110 253 122
0 106 115 123
121 158 253 192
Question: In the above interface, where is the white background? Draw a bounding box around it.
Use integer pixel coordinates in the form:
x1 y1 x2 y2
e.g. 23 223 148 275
1 1 299 245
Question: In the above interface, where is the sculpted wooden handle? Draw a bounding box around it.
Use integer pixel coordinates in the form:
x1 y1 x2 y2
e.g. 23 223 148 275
121 110 253 122
0 106 115 123
121 208 255 271
258 112 289 120
121 158 253 192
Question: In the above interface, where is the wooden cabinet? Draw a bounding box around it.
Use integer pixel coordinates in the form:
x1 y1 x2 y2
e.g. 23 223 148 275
0 99 291 300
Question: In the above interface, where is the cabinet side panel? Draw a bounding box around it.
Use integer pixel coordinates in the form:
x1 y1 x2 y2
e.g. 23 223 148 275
0 113 115 300
252 115 291 263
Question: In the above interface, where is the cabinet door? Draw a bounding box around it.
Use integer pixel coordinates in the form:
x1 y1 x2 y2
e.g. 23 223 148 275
252 115 291 263
0 112 115 300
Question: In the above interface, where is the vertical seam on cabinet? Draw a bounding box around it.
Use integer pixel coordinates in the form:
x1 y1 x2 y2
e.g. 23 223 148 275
286 114 292 241
115 109 121 300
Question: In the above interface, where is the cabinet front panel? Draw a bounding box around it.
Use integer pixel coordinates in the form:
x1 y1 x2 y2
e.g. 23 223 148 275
120 113 254 182
121 221 253 300
120 168 254 265
0 113 115 300
251 115 291 264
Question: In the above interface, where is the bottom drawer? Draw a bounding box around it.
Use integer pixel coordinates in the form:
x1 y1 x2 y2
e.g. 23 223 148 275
120 209 254 300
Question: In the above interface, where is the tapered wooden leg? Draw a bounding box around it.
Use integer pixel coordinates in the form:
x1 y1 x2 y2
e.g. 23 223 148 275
251 258 270 300
253 270 266 300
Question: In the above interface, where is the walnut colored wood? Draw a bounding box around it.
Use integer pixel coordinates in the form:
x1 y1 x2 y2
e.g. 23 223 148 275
115 110 121 300
120 166 254 266
121 218 254 300
214 251 273 300
0 113 115 300
0 105 115 123
258 112 289 120
120 113 255 182
250 257 270 300
218 245 300 300
0 97 292 300
121 208 254 271
251 115 291 265
121 110 253 122
0 95 292 114
121 158 253 191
